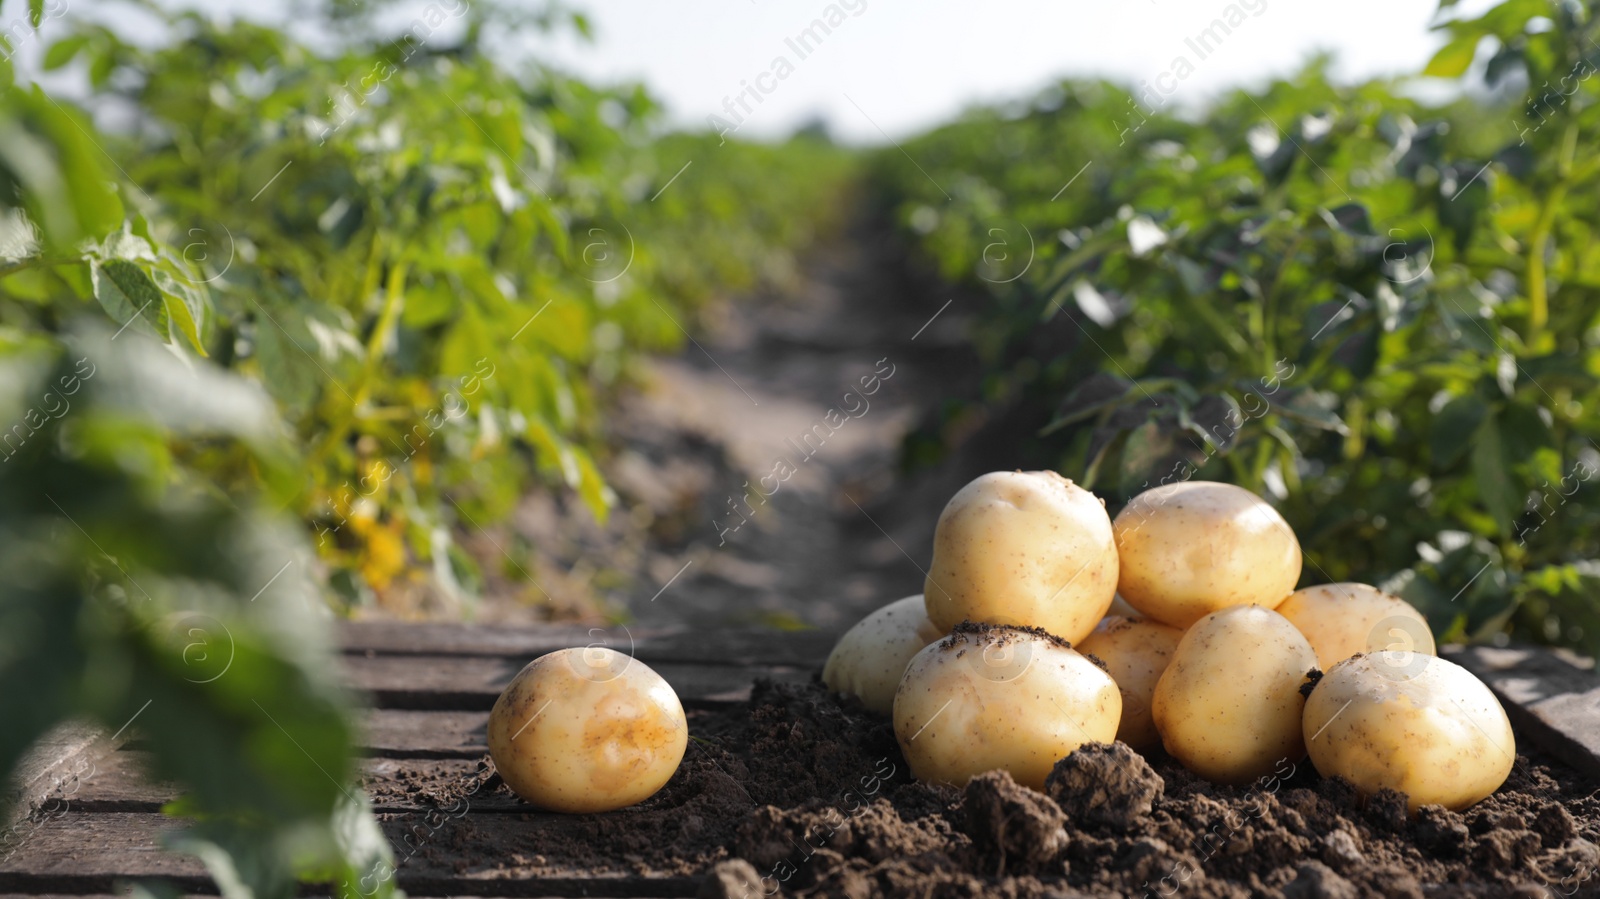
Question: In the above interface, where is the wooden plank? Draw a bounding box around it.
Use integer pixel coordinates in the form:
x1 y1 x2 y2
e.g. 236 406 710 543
362 710 488 758
0 812 205 894
339 655 811 710
338 621 835 667
6 722 110 820
65 754 531 814
1443 644 1600 780
0 812 696 897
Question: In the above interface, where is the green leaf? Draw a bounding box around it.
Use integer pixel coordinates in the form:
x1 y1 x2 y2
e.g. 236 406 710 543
153 268 210 356
1431 394 1487 468
1472 413 1518 535
1119 418 1179 494
1042 371 1132 434
252 313 321 414
1276 390 1348 433
1500 401 1554 467
28 0 43 28
42 35 89 71
91 258 165 339
1425 34 1481 77
571 445 612 522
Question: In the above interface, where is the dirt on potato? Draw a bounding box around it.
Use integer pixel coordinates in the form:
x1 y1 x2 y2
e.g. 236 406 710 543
418 679 1600 897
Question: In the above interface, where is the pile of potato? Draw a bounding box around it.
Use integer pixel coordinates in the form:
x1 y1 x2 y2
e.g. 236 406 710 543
824 471 1516 812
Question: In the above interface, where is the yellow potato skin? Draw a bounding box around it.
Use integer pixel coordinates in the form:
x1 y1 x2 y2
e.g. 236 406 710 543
823 594 945 714
1277 582 1436 671
1113 481 1302 628
923 470 1118 645
1304 652 1515 812
487 647 687 813
1077 615 1184 752
893 628 1120 790
1152 605 1316 785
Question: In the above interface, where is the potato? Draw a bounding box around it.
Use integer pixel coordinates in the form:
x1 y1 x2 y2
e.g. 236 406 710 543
1077 615 1184 752
822 594 944 714
923 470 1117 645
1113 481 1302 628
1151 605 1316 785
1304 652 1515 811
1277 582 1436 671
893 623 1120 790
487 647 687 813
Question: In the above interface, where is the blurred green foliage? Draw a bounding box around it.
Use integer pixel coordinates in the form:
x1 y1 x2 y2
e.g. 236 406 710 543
873 2 1600 655
2 2 852 612
0 0 850 894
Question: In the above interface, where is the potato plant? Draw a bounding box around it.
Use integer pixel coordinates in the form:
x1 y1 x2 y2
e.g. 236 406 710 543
874 0 1600 658
5 4 852 612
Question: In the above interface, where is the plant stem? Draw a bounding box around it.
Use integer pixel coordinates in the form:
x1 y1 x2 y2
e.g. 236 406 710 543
0 256 79 279
354 258 409 407
1526 121 1578 339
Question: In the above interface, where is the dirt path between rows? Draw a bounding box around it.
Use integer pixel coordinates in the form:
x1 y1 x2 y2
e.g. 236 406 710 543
470 215 997 633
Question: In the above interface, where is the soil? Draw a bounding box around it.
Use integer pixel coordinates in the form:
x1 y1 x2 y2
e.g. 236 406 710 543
387 679 1600 898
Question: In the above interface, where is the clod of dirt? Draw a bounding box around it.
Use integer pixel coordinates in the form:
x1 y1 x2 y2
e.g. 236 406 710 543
1043 742 1163 832
947 618 1074 651
698 859 764 899
1282 861 1359 899
1362 788 1410 832
1319 829 1362 869
1414 805 1470 857
1534 802 1579 847
1300 667 1324 697
962 770 1068 875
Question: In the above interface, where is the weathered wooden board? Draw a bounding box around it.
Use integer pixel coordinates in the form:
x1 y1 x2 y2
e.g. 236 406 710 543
340 654 811 709
10 628 1600 898
1442 644 1600 780
0 811 698 897
5 723 112 816
338 621 836 666
66 753 535 814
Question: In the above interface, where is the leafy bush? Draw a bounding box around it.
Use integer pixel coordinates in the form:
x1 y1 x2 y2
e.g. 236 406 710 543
2 3 851 614
874 2 1600 655
1 48 394 893
0 1 850 894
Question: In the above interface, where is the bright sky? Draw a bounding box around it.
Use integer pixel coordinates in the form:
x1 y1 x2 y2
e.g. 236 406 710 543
40 1 1496 143
516 0 1490 143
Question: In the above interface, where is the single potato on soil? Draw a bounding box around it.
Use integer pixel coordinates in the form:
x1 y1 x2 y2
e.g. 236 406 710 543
823 594 944 714
893 623 1120 790
1152 605 1316 785
1304 651 1515 811
487 647 687 813
923 470 1117 645
1113 481 1301 628
1077 615 1184 752
1276 582 1436 671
